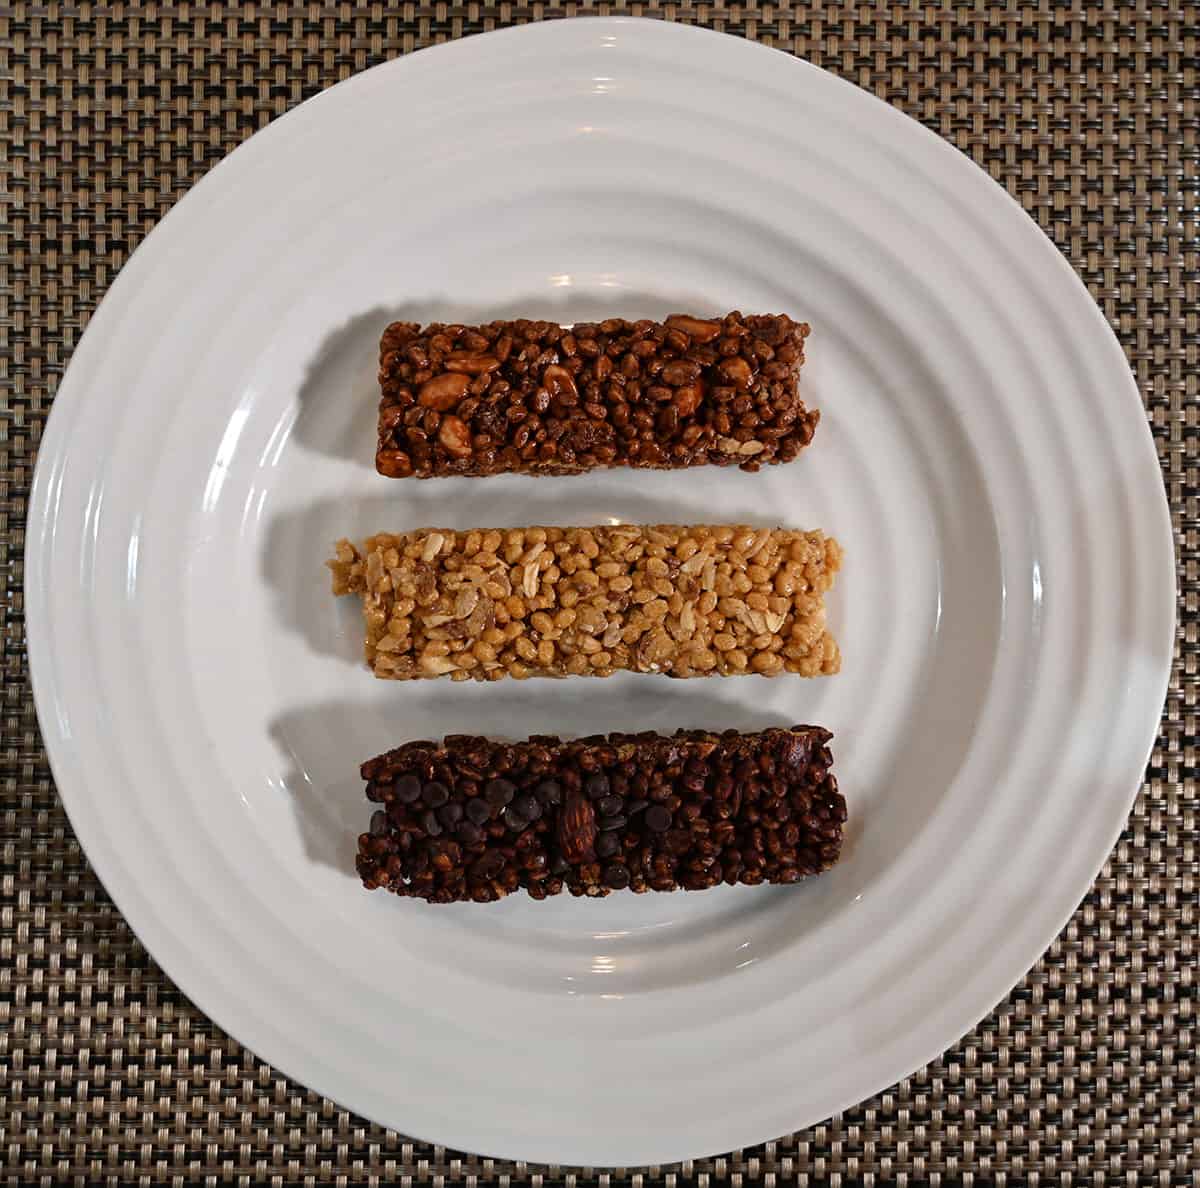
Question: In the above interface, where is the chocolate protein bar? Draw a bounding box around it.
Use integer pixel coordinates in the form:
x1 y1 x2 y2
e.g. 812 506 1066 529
329 524 841 681
357 727 845 902
375 313 815 478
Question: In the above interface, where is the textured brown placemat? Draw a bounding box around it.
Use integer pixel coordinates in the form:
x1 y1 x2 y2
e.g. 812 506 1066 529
1 3 1196 1184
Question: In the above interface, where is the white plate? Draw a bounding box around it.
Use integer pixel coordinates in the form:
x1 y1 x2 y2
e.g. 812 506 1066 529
26 18 1173 1168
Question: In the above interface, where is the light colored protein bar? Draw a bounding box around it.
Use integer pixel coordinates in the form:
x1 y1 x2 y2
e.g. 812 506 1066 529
329 524 841 681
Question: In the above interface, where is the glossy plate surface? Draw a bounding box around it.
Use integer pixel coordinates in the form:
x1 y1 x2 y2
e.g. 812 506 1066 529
25 19 1173 1167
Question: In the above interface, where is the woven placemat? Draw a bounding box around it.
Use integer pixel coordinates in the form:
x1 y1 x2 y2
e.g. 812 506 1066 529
2 3 1196 1184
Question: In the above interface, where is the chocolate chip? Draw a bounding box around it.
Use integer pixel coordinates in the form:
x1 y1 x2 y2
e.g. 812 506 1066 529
393 774 422 803
456 821 484 845
645 804 673 832
421 809 443 837
598 795 625 816
596 832 621 859
485 778 516 806
370 810 388 835
465 797 490 826
585 773 610 800
438 802 463 827
537 779 562 805
550 853 572 875
503 805 530 833
513 793 542 822
599 814 627 832
603 863 630 889
423 781 449 808
626 799 649 816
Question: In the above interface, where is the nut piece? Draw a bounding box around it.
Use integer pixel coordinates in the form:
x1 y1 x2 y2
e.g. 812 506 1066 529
444 352 501 375
438 415 472 457
665 315 722 343
672 382 704 417
419 372 471 410
718 356 753 388
557 787 598 864
661 360 702 386
376 448 413 477
543 364 578 399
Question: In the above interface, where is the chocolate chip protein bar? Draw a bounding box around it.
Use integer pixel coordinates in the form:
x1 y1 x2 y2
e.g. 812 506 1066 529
328 524 841 681
375 313 815 478
357 727 845 902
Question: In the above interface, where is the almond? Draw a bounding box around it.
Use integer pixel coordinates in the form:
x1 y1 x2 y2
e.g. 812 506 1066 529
419 372 471 410
665 315 721 343
438 415 472 457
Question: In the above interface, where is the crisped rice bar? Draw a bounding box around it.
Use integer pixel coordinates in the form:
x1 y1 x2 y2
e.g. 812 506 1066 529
375 313 816 478
357 727 845 902
329 524 842 681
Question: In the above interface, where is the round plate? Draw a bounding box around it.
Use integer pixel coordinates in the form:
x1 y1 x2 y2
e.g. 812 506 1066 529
26 19 1173 1168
